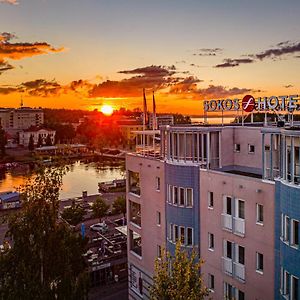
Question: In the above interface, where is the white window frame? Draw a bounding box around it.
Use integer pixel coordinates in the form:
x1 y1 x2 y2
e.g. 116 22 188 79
224 240 233 259
186 227 193 246
168 185 173 203
236 199 245 220
256 252 264 274
155 176 160 191
173 186 178 205
248 144 255 153
179 187 185 206
169 223 173 241
208 191 214 209
223 195 233 216
186 188 193 207
173 225 179 242
208 273 215 292
291 275 299 300
156 211 161 226
284 215 290 242
208 232 214 251
157 245 162 259
236 244 245 266
180 226 185 245
284 270 290 296
234 143 241 152
291 219 299 248
256 203 264 225
281 213 284 239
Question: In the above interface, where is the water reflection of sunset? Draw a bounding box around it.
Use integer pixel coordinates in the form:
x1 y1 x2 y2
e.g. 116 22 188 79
0 162 124 199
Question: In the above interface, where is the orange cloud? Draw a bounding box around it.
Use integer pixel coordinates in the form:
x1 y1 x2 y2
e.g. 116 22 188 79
0 32 64 75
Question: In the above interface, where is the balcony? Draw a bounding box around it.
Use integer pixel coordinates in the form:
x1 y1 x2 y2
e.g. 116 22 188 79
222 214 245 236
233 217 245 237
234 262 245 282
222 213 232 231
222 257 233 276
222 258 245 282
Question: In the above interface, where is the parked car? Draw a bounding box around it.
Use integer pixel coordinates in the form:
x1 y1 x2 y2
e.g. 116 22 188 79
90 222 108 233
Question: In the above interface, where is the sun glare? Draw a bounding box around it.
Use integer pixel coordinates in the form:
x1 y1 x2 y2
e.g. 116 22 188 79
100 104 114 116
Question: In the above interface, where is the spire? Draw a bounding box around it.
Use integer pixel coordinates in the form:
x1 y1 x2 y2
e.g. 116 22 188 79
20 95 23 108
152 90 157 130
143 88 148 129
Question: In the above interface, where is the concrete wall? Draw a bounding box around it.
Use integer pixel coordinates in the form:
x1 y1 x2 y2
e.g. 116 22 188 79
126 154 165 300
221 127 263 174
200 169 275 300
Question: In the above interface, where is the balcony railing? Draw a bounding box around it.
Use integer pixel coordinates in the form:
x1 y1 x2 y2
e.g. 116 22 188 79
233 217 245 237
222 257 233 276
222 258 246 282
222 213 232 231
234 262 245 282
222 214 245 236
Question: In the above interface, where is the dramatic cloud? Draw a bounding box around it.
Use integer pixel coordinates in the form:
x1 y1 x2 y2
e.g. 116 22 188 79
0 32 64 75
284 84 293 88
19 79 63 97
254 41 300 60
193 48 223 56
0 86 18 94
170 76 202 93
118 65 176 77
0 60 14 74
90 65 178 98
215 58 254 68
0 0 18 5
196 85 251 99
215 40 300 68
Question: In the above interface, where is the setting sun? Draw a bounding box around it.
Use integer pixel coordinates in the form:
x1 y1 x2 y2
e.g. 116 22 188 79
100 104 114 116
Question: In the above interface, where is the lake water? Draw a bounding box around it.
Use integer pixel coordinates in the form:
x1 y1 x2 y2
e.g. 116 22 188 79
0 160 125 199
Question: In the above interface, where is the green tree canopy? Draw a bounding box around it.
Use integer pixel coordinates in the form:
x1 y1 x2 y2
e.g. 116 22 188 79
0 168 89 300
112 196 126 217
92 197 109 222
150 242 209 300
61 201 85 226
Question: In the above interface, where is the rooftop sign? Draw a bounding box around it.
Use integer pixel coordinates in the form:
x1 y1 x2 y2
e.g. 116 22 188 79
204 95 300 112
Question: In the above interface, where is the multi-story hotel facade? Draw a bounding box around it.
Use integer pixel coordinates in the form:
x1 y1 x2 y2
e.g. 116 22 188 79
126 123 300 300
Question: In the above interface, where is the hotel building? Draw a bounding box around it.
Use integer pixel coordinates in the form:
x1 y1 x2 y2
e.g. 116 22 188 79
0 107 44 134
126 123 300 300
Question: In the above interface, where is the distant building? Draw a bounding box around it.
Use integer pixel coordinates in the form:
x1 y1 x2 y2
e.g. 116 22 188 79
19 127 56 147
148 114 174 129
118 119 144 144
0 107 44 132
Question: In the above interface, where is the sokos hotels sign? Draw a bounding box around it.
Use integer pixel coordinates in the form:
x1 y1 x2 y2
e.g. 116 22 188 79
203 95 300 113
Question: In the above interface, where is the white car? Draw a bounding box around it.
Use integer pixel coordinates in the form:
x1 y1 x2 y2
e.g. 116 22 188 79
90 222 108 233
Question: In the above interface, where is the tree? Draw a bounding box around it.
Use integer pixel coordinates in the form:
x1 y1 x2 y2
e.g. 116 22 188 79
37 134 43 148
0 125 7 156
28 134 35 151
61 201 85 226
150 242 209 300
112 196 126 218
92 197 109 222
45 134 53 146
0 168 89 300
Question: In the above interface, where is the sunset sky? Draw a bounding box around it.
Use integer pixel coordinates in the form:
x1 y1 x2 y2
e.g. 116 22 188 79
0 0 300 114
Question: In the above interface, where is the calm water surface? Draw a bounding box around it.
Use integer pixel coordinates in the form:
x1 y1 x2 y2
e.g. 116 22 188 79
0 160 125 199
